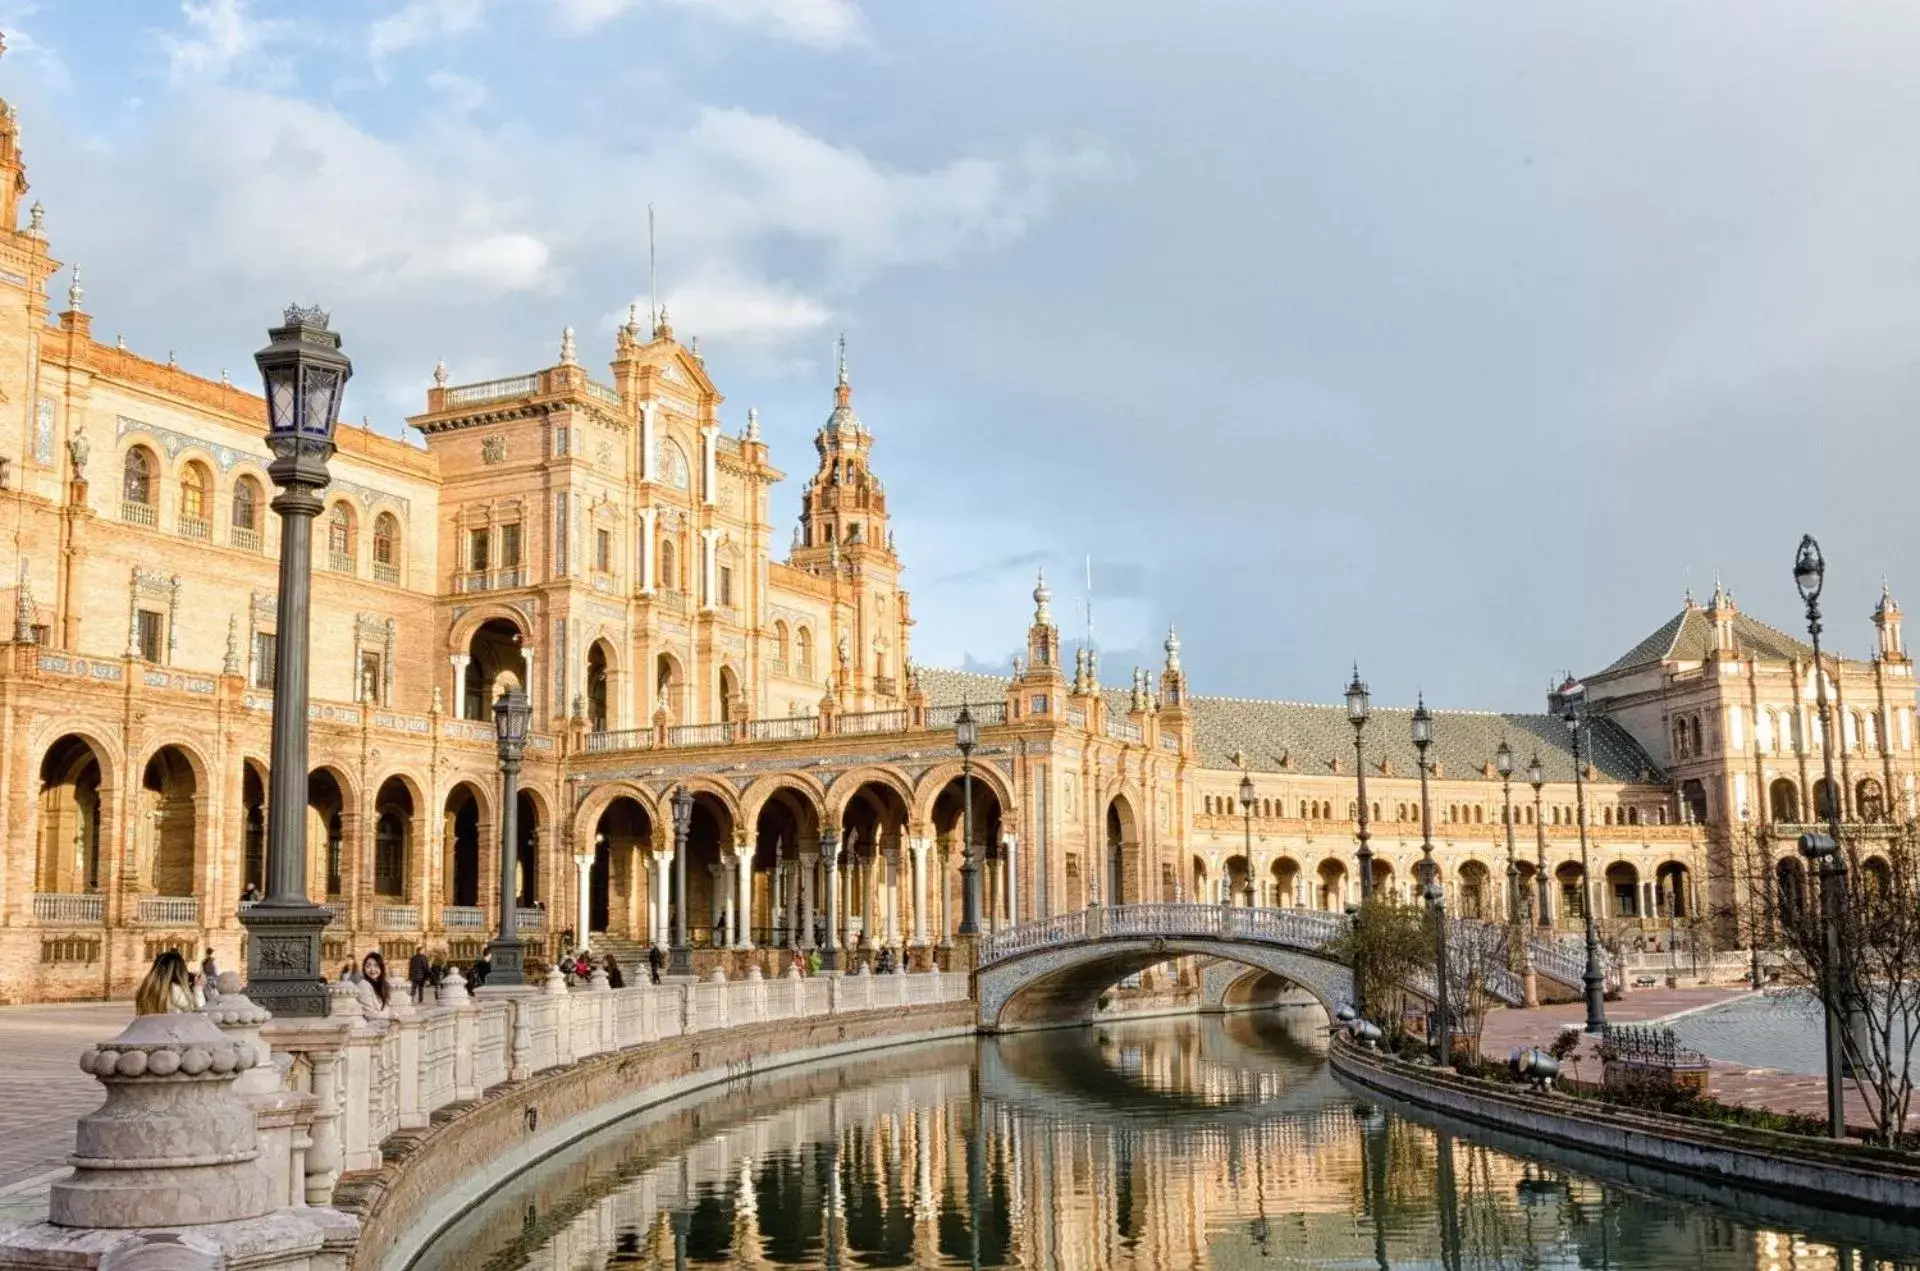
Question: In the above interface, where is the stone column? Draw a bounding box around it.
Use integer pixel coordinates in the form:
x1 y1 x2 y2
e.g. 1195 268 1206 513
735 845 754 949
821 832 841 970
574 853 593 949
882 849 901 946
712 860 729 944
909 838 930 946
449 653 470 718
772 857 787 947
798 853 818 950
1004 833 1020 925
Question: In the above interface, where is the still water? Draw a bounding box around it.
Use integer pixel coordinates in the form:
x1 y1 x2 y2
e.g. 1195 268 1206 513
413 1011 1920 1270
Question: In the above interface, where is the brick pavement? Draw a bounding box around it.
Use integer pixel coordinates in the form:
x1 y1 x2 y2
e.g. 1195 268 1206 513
1476 986 1912 1133
0 1002 128 1223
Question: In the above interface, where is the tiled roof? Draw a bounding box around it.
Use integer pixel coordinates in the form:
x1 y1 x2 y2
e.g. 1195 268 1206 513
1598 605 1818 676
913 666 1661 785
1188 696 1657 785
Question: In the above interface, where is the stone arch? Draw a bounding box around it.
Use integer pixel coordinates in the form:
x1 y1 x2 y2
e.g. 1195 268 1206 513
174 454 214 529
1101 785 1144 907
739 771 828 829
571 780 662 849
908 759 1015 828
133 739 212 899
447 602 533 653
322 497 359 571
981 937 1354 1031
462 617 528 721
118 439 158 510
36 733 115 895
442 779 493 910
585 638 615 731
826 765 914 825
370 774 423 901
587 795 654 940
654 650 685 723
718 662 742 722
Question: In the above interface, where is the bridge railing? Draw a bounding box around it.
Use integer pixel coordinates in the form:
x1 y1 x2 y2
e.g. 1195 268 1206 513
978 903 1354 967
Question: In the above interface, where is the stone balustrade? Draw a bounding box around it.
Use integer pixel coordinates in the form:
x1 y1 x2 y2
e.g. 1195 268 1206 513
257 966 966 1207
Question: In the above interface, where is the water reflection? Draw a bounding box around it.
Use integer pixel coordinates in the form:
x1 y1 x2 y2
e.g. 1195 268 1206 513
412 1010 1920 1270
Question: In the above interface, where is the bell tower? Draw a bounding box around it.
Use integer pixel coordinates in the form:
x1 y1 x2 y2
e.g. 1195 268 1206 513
1875 580 1906 663
790 338 908 705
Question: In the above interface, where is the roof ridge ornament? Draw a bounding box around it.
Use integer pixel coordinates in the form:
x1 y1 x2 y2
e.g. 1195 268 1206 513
432 358 448 388
559 325 577 367
66 264 81 312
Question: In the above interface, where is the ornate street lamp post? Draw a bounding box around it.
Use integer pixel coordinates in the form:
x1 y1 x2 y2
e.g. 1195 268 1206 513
1794 534 1851 1137
1562 687 1607 1033
1238 771 1256 907
487 682 531 985
669 784 693 977
1412 695 1450 1063
1347 667 1374 902
1528 753 1549 929
956 704 982 935
242 305 351 1018
1497 739 1522 944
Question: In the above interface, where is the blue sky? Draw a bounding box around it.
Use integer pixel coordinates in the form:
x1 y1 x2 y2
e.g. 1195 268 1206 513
6 1 1920 711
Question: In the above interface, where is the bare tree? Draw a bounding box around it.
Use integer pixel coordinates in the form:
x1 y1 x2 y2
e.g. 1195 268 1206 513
1442 918 1512 1056
1735 818 1920 1142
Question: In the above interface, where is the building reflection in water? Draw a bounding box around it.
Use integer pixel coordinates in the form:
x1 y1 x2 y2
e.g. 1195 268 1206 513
416 1012 1907 1271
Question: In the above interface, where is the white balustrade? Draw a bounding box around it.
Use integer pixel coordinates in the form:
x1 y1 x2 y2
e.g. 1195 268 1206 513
32 893 104 924
134 895 200 926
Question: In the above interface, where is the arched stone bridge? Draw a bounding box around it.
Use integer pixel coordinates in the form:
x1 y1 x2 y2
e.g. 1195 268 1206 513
974 903 1524 1031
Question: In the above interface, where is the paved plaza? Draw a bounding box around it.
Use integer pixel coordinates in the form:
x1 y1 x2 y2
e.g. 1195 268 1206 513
0 1003 128 1223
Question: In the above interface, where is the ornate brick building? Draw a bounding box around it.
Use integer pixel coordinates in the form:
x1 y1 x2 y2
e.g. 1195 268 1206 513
0 95 1886 1004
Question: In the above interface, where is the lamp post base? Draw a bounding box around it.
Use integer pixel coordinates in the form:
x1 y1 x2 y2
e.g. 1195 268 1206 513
240 901 333 1018
486 936 527 987
667 945 693 979
819 948 840 972
1583 970 1608 1034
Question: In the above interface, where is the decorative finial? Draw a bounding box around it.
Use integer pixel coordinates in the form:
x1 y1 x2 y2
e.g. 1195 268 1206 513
222 615 241 676
115 333 126 351
559 326 577 366
836 332 849 387
654 303 672 339
745 406 760 440
1164 623 1182 671
66 264 82 312
166 351 177 368
432 358 448 388
625 302 640 334
281 303 330 328
26 200 43 236
1033 568 1053 625
690 334 702 363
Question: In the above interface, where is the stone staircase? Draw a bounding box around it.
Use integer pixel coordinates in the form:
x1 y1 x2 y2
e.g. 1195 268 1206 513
586 932 654 978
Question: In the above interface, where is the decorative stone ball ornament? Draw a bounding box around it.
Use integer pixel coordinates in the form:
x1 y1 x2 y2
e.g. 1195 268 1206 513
51 1012 276 1229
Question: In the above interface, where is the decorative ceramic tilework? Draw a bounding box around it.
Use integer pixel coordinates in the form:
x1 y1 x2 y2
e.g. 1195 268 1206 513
32 397 54 464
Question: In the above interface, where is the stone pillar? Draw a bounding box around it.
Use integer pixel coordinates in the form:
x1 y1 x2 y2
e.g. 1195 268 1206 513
574 853 593 949
909 838 930 947
449 653 470 718
1004 833 1020 925
734 846 754 949
822 832 841 969
772 857 787 947
52 1012 274 1228
883 849 901 946
798 853 818 950
713 860 730 944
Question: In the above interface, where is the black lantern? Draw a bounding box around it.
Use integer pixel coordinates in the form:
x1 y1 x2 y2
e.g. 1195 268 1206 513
1410 698 1433 748
1794 534 1825 605
1526 752 1544 787
1346 667 1370 724
257 305 350 466
493 681 532 755
1238 772 1255 811
1495 739 1513 779
955 703 978 756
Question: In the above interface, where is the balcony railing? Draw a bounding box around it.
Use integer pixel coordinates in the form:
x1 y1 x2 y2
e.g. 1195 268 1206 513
446 374 539 406
517 909 547 935
585 380 621 406
580 694 1018 756
229 524 262 553
135 895 200 926
668 722 735 747
442 905 487 929
649 589 688 612
176 516 211 542
327 551 355 574
586 727 653 753
749 716 820 742
374 904 420 931
120 501 156 527
33 893 104 924
1104 716 1143 743
839 709 907 736
372 561 399 585
457 567 525 593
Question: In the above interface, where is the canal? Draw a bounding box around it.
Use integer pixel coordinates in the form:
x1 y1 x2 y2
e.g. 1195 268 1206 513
410 1010 1920 1269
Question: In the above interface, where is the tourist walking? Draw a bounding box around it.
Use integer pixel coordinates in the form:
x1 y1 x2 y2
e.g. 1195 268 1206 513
603 954 625 989
408 948 431 1003
134 950 202 1015
647 944 664 984
200 950 218 988
471 952 491 988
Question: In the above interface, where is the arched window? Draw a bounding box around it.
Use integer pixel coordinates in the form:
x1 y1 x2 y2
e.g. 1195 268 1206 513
326 504 356 572
796 627 814 677
1769 778 1800 823
372 512 400 580
231 476 261 547
122 446 154 507
773 619 791 669
659 537 678 591
178 461 210 529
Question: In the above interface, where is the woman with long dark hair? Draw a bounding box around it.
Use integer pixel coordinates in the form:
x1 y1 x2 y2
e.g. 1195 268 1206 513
134 950 201 1015
358 950 393 1014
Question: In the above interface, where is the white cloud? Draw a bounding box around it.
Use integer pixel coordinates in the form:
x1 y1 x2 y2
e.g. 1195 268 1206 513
0 18 70 93
425 69 485 115
370 0 485 62
161 0 266 86
552 0 864 48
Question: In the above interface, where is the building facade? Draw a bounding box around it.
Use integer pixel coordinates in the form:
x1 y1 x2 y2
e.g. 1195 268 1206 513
1 98 1891 1004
